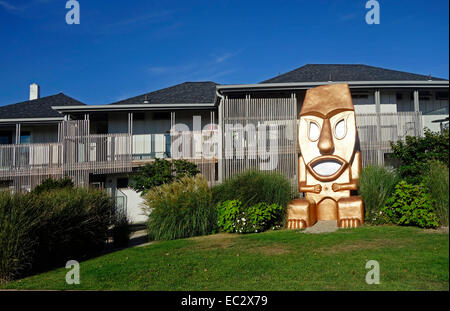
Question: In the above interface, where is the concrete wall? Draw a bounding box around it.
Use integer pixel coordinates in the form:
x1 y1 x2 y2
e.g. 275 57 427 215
121 188 148 224
104 175 148 224
423 114 449 132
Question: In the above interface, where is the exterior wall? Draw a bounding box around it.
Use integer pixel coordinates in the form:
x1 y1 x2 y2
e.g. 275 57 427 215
0 124 59 144
105 175 147 224
107 113 128 134
419 92 449 132
174 110 213 130
105 110 215 135
26 125 59 143
423 114 449 132
133 112 171 135
121 188 148 224
396 91 415 112
351 91 398 114
379 92 398 113
352 92 376 114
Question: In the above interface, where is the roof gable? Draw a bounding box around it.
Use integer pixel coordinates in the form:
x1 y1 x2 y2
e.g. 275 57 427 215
261 64 448 83
0 93 85 120
111 81 217 105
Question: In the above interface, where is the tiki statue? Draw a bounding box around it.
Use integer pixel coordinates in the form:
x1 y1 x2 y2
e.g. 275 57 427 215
287 83 364 229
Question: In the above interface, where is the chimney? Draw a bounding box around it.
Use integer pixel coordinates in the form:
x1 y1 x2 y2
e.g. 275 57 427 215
29 83 40 100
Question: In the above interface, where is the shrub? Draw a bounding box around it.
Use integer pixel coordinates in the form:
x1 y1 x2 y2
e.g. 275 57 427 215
217 200 284 234
358 165 400 224
422 160 449 226
0 192 40 283
390 129 449 184
217 200 242 233
111 209 131 248
144 175 216 241
382 181 439 229
32 177 74 194
131 159 200 194
212 170 292 209
31 188 115 271
0 187 114 282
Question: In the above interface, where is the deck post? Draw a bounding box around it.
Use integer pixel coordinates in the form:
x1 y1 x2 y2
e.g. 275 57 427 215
217 96 225 183
128 113 133 160
15 123 21 144
413 90 420 112
374 90 383 166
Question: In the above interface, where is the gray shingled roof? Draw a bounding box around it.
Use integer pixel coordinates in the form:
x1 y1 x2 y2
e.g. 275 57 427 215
261 64 448 83
111 81 217 105
0 93 85 120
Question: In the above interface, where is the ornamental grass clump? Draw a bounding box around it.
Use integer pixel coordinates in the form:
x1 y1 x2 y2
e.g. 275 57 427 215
422 160 449 226
0 191 40 283
0 185 115 283
144 175 217 241
212 170 293 208
358 165 400 224
30 188 115 271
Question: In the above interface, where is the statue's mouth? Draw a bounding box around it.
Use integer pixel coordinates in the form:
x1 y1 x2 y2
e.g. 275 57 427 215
307 155 347 181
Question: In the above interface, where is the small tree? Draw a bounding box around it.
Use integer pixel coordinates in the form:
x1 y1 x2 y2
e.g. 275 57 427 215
390 129 449 184
131 158 200 194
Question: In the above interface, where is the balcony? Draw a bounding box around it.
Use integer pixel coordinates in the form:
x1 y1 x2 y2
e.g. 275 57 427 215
0 143 63 179
0 130 218 182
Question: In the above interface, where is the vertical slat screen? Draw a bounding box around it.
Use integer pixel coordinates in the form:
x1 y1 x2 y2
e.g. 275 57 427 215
221 95 298 189
355 112 423 167
0 111 423 193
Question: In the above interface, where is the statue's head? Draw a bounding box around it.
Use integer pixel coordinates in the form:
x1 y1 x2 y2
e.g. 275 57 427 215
298 83 357 181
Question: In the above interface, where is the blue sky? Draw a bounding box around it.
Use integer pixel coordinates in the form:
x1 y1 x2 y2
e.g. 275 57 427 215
0 0 448 106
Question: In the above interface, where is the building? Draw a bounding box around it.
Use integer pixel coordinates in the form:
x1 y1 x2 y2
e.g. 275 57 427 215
0 64 448 223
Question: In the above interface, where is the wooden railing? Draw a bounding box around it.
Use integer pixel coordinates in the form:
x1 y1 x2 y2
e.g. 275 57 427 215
0 143 63 175
0 130 219 190
0 143 64 191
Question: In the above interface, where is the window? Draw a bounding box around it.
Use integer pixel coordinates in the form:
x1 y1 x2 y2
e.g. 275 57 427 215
396 93 403 100
117 177 129 189
20 131 31 144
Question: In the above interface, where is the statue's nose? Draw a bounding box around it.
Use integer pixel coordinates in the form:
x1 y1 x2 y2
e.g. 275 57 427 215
318 118 335 155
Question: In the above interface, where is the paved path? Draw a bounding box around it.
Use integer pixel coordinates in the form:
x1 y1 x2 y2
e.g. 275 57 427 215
304 220 338 234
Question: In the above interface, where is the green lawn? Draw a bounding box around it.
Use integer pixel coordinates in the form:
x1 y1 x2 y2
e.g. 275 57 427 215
1 225 448 291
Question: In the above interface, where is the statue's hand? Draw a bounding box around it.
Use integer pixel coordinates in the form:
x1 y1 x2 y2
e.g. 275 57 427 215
332 183 340 192
313 184 322 193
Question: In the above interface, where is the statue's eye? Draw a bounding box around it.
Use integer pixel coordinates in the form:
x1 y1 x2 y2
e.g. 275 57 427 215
308 122 320 141
334 119 346 139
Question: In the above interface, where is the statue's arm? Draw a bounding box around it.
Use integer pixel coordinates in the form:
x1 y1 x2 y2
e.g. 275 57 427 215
298 155 322 194
332 151 361 192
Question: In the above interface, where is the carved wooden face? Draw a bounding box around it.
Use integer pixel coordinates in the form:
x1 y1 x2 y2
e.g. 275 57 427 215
298 84 357 182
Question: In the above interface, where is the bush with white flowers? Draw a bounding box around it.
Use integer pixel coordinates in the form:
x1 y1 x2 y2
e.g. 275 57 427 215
217 200 284 234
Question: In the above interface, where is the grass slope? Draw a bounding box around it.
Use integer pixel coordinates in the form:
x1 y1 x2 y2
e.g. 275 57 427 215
1 226 448 291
